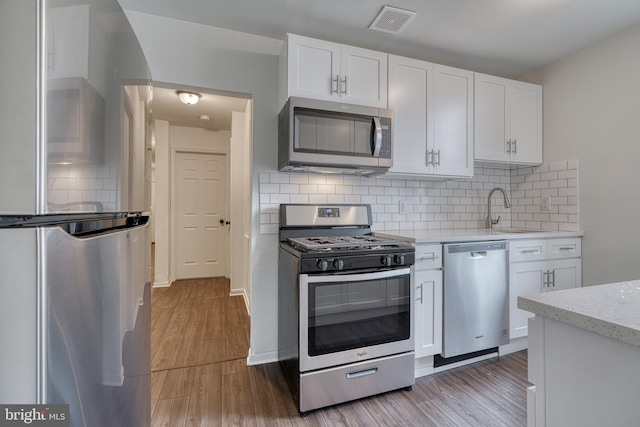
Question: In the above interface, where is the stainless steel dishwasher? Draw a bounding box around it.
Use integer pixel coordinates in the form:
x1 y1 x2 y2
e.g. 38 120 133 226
442 241 509 358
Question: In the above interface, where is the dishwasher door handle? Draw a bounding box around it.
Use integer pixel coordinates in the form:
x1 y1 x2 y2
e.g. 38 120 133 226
469 251 488 258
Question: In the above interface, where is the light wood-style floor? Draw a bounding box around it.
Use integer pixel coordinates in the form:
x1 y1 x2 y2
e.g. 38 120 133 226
150 278 529 426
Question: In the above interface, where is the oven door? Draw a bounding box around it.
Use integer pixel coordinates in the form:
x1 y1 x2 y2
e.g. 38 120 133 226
299 268 413 372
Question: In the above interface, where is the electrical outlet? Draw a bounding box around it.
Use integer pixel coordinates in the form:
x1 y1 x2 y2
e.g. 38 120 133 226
399 200 406 215
541 196 551 212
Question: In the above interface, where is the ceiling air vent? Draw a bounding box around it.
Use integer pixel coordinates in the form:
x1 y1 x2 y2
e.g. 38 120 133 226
369 6 416 35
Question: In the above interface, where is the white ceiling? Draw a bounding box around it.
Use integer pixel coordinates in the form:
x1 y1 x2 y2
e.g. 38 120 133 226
124 0 640 130
152 87 248 132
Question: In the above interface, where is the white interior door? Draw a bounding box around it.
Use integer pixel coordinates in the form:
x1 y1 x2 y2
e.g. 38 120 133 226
175 151 228 279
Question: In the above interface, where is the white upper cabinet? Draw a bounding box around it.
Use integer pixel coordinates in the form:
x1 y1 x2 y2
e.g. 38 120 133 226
47 5 90 80
474 73 542 165
388 55 433 175
283 34 387 108
433 64 474 177
388 56 473 178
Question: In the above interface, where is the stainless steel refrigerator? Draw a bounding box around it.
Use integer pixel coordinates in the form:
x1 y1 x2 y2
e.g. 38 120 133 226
0 0 153 425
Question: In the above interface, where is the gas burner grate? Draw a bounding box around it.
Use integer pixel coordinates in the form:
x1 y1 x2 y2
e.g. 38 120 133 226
287 235 409 251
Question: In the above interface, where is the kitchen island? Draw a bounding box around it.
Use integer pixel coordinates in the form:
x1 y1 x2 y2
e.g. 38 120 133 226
519 280 640 427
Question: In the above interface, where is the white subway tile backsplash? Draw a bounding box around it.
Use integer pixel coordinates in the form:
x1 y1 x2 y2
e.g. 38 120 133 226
258 160 580 234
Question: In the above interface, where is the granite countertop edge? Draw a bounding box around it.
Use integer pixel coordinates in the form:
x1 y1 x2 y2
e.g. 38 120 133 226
518 280 640 348
373 228 584 244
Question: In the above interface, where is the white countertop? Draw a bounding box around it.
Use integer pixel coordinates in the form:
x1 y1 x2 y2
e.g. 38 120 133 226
518 280 640 348
374 228 583 244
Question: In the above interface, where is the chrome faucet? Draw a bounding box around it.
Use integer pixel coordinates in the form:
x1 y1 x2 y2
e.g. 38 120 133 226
486 187 511 229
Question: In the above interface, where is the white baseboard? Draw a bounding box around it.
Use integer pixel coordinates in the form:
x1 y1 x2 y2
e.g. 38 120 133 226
153 280 170 288
229 288 250 316
415 356 435 378
246 348 279 366
499 337 528 355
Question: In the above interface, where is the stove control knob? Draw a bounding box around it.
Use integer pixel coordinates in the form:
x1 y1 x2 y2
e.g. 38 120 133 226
317 259 329 272
333 259 344 270
381 255 392 267
394 254 405 265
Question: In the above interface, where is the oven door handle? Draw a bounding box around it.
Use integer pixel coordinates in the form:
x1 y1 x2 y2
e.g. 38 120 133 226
305 267 411 284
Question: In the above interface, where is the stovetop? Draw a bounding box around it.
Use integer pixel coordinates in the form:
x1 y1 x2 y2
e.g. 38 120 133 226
287 235 411 252
278 204 414 272
280 233 414 273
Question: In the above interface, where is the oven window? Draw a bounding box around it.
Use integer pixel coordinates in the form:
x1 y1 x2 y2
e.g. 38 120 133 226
307 274 410 356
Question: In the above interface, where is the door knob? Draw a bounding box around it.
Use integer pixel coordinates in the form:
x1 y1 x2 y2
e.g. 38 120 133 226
219 219 230 225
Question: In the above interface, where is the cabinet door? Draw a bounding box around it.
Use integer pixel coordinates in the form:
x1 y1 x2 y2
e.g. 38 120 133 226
287 34 340 101
474 73 509 162
414 269 443 358
387 55 433 175
340 45 387 108
509 81 542 164
47 5 90 80
509 261 546 339
432 64 473 177
545 258 581 292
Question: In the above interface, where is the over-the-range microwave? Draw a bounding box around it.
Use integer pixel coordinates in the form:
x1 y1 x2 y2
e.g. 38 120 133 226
278 97 393 177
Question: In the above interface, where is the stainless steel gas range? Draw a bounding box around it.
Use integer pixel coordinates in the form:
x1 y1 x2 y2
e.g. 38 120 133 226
278 204 416 414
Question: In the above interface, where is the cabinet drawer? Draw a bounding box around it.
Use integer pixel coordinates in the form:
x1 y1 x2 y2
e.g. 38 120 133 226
509 240 546 262
547 238 581 259
414 244 442 270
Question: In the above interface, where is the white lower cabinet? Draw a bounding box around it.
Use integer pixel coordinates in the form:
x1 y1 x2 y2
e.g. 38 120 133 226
414 269 442 357
413 244 443 358
509 238 582 339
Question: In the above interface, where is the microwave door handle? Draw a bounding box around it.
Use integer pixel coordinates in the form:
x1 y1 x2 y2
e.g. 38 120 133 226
371 117 382 157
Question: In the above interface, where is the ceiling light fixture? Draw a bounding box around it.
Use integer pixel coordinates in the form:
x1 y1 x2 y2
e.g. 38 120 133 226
177 91 201 105
199 114 211 121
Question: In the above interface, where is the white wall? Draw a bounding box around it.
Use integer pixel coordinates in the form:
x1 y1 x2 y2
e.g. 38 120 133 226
524 23 640 286
230 106 253 311
125 11 282 363
153 120 170 286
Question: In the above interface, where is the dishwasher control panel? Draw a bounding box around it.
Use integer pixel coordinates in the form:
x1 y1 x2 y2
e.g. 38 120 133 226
446 241 507 253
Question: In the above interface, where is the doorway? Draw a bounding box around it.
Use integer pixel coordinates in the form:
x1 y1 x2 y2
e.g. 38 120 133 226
150 83 253 310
